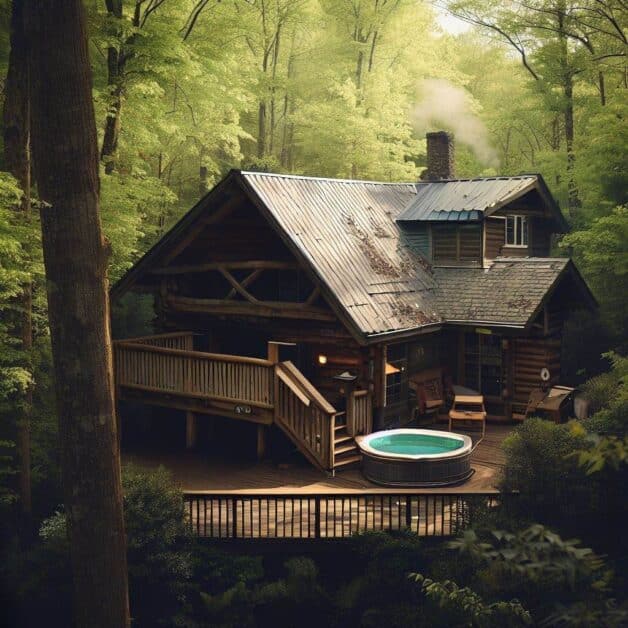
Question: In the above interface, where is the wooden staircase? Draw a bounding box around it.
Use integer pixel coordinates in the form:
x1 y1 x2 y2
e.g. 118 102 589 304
114 333 372 474
332 412 362 469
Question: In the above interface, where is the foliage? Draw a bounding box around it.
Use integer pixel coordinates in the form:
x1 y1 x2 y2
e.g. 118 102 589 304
562 207 628 341
499 418 593 524
570 423 628 475
409 572 531 627
447 524 626 626
0 172 31 399
121 464 195 627
200 556 334 628
3 466 194 627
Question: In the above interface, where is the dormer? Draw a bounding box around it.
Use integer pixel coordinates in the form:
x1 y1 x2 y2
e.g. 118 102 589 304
397 132 568 267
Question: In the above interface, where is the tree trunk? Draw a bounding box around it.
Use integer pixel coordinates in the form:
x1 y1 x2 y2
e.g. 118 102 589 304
258 100 267 158
26 2 130 627
101 0 124 174
3 0 32 522
557 7 580 220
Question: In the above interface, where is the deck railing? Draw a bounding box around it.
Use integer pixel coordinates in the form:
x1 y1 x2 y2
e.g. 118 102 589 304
274 361 338 471
184 491 502 539
347 389 372 436
114 341 274 408
122 331 195 351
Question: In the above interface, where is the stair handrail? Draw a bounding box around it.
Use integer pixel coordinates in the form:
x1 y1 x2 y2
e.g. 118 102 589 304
274 361 337 471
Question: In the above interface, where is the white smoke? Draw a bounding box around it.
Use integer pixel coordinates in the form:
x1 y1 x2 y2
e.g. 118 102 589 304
413 79 499 167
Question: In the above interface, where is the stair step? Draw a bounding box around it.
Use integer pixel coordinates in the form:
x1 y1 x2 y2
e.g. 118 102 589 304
334 454 362 468
334 443 358 456
334 423 347 431
334 434 353 446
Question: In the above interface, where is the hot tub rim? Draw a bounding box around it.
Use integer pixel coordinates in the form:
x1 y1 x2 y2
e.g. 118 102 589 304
357 428 473 461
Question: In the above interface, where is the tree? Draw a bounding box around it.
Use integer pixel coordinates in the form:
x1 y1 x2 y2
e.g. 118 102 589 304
2 0 32 522
25 1 130 626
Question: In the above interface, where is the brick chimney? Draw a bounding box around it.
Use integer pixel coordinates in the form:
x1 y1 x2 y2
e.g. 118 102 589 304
425 131 455 180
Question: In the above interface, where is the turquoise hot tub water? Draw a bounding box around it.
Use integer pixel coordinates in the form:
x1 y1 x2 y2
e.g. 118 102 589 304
368 432 464 456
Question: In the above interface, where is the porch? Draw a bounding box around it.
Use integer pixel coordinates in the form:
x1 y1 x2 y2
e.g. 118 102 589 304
114 332 372 473
122 426 512 539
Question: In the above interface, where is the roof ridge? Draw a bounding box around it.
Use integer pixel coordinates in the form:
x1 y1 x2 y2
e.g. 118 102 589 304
416 175 537 185
239 170 417 187
493 256 569 263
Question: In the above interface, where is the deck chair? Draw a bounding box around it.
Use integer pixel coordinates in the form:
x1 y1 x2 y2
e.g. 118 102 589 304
409 368 444 422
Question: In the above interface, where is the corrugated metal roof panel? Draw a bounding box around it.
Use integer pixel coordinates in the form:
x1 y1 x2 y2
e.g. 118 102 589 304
241 172 442 335
397 176 537 222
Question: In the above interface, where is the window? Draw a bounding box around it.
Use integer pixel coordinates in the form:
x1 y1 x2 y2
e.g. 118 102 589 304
385 344 407 405
505 215 528 247
464 332 503 398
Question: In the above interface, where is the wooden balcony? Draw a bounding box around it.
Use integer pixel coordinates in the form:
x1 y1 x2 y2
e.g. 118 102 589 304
114 332 372 472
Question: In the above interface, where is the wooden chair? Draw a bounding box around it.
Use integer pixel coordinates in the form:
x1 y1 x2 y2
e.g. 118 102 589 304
448 394 486 438
409 368 444 422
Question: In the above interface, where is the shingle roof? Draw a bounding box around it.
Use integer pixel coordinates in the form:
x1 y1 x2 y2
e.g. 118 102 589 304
397 176 538 222
433 258 570 326
241 172 443 335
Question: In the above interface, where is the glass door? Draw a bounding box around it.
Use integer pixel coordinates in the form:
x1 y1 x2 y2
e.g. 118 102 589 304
464 332 503 397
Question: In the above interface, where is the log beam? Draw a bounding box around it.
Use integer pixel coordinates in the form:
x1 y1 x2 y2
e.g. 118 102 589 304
226 268 263 300
150 260 299 275
167 295 337 322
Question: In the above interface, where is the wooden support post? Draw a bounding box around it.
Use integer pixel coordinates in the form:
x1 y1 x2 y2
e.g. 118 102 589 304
186 411 197 450
206 416 215 445
256 424 267 461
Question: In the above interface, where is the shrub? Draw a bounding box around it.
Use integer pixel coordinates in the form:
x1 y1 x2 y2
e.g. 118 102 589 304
122 464 194 627
7 466 194 628
499 418 595 528
448 524 627 626
582 352 628 436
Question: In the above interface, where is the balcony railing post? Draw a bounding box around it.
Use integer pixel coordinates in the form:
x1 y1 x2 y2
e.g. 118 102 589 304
314 496 321 539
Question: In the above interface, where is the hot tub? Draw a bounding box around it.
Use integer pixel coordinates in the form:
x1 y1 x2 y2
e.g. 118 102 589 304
357 429 473 487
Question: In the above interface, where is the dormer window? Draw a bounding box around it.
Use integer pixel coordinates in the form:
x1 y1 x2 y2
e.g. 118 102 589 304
505 215 528 247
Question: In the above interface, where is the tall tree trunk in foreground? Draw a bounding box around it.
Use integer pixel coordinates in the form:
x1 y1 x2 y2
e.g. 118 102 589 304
3 0 32 521
26 2 130 627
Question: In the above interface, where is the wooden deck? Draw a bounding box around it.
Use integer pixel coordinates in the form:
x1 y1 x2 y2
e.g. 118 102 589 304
122 424 512 494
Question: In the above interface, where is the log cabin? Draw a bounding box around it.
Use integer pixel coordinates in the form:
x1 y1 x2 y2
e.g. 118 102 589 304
111 132 596 473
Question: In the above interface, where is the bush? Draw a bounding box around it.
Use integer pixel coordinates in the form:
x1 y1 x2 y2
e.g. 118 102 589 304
122 465 194 627
447 524 626 626
3 465 194 628
499 418 599 532
582 352 628 436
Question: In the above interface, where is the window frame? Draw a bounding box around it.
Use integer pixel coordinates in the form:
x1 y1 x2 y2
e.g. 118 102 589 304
505 215 529 247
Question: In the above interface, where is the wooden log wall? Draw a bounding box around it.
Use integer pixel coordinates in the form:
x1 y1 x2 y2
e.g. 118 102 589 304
512 337 561 409
484 217 505 260
432 224 482 265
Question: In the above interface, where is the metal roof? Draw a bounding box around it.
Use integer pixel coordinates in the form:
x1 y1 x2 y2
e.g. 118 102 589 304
241 172 443 336
397 176 538 222
112 170 583 341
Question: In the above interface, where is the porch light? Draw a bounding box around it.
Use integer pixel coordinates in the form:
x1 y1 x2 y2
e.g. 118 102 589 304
385 362 400 375
317 354 328 365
